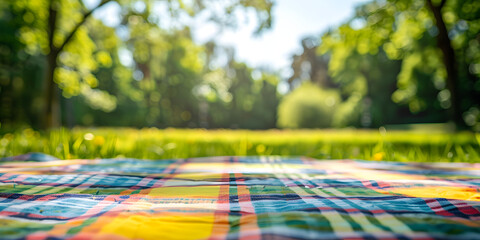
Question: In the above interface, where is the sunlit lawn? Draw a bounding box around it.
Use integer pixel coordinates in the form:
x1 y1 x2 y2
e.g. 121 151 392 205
0 128 479 162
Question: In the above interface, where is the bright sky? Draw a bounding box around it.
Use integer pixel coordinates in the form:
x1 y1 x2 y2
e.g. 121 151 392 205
88 0 370 75
192 0 369 73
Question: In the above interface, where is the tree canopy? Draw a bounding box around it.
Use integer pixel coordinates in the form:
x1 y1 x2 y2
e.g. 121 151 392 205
1 0 479 130
285 0 479 130
0 0 278 129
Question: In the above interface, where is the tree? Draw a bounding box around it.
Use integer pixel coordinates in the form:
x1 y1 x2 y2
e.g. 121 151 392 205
9 0 274 128
318 0 480 128
194 46 279 129
50 7 279 129
288 37 335 90
0 2 46 128
425 0 460 125
44 0 113 128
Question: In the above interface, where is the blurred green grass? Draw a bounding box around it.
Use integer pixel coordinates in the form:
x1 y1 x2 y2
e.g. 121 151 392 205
0 127 479 162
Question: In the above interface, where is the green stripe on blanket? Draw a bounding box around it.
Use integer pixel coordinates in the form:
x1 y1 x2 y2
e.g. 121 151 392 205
0 155 479 239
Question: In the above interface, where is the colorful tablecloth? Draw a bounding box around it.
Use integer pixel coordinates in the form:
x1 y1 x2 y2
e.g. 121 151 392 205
0 155 479 239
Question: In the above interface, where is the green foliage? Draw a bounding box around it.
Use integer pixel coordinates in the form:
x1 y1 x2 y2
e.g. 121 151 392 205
0 1 45 128
0 128 478 163
0 0 279 129
309 0 480 129
318 1 436 123
278 82 340 128
332 92 363 128
2 0 479 131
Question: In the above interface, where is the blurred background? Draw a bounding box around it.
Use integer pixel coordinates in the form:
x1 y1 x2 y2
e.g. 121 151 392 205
0 0 479 131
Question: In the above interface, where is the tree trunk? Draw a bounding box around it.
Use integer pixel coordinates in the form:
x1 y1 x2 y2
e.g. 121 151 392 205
44 0 59 129
426 0 463 127
42 0 111 129
44 51 60 128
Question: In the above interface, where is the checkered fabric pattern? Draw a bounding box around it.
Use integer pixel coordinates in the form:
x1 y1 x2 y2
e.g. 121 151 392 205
0 155 479 239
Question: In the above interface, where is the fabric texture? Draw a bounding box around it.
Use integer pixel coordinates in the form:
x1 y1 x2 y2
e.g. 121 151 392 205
0 155 479 239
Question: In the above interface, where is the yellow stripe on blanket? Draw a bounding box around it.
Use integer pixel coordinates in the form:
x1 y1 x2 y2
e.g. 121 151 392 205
99 213 216 240
381 186 480 201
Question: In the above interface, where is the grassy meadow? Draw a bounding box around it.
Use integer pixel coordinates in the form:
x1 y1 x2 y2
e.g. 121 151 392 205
0 127 479 162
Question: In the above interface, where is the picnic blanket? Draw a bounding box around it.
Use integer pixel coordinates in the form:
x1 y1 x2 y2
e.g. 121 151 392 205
0 155 479 239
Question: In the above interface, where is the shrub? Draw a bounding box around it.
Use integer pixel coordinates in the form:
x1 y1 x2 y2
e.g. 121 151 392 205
277 82 340 128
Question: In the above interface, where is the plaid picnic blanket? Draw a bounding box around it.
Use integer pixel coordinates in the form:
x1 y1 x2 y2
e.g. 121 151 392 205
0 155 479 239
